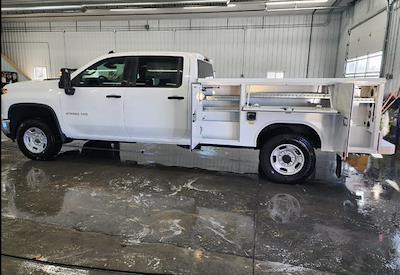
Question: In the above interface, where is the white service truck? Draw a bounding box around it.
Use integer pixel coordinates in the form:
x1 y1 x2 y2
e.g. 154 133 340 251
1 52 395 184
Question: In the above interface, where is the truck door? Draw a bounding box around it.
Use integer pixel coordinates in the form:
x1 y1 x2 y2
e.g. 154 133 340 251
191 83 203 149
331 83 354 158
60 56 128 140
123 56 189 143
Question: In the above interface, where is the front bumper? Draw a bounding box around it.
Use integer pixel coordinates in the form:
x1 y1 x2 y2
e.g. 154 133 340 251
1 119 10 136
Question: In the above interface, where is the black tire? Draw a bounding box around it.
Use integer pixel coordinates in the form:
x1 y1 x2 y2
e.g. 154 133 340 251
16 119 62 161
259 134 315 184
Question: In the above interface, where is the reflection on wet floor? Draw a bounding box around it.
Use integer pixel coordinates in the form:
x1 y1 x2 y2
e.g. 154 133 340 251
1 140 400 274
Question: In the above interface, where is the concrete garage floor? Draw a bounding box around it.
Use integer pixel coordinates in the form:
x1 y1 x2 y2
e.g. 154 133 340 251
1 138 400 274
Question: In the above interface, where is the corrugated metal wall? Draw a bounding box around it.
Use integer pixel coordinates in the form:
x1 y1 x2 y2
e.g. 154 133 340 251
1 13 341 79
335 8 351 77
384 0 400 94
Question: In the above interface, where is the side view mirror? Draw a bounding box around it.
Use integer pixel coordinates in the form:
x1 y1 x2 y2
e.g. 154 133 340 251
58 68 75 95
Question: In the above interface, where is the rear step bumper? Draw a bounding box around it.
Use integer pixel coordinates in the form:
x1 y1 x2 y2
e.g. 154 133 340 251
378 138 396 155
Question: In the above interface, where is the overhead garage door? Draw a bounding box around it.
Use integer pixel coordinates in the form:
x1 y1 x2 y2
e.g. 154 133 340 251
348 12 387 59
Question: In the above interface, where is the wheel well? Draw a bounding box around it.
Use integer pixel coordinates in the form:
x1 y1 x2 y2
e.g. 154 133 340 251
8 104 64 141
256 123 322 149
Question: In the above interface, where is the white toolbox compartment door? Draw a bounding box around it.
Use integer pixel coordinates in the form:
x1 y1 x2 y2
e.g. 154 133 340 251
331 83 355 158
191 83 203 149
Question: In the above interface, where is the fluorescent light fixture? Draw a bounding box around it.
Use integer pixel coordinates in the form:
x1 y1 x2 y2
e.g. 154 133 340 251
266 6 333 11
2 0 230 13
109 8 157 12
183 6 212 9
90 0 229 8
265 0 329 5
183 3 235 8
2 5 81 11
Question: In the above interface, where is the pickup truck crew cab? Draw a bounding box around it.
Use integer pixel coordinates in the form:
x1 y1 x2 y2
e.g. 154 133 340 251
1 52 395 184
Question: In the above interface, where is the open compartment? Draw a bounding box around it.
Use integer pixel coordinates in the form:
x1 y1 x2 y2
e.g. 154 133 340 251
348 85 381 153
243 84 337 113
191 84 242 148
199 85 241 141
192 79 386 155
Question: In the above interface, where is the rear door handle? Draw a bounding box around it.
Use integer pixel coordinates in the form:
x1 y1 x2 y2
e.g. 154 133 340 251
106 95 121 98
168 96 184 100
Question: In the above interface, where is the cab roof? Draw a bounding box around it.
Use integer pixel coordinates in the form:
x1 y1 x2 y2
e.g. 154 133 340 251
71 51 210 78
106 51 208 61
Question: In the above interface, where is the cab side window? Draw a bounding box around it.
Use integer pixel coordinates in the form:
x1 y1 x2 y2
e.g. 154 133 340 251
74 57 128 87
134 56 183 88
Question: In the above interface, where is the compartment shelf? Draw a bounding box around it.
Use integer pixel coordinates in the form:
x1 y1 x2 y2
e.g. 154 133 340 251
204 95 240 101
203 106 240 112
353 97 375 104
248 94 374 103
249 92 330 99
242 106 338 114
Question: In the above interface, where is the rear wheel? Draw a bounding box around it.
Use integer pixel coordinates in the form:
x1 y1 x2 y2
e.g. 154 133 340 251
16 119 62 160
259 134 315 184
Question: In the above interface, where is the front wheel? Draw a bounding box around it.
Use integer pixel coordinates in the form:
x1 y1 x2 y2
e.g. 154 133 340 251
16 119 62 160
259 134 315 184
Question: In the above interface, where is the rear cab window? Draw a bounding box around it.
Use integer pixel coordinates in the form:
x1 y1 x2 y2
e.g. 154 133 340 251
198 60 214 79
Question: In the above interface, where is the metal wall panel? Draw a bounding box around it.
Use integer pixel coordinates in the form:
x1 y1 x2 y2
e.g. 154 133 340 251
384 0 400 93
335 9 352 77
352 0 387 22
190 17 228 27
116 30 176 52
1 29 64 78
242 15 312 78
1 14 341 79
64 32 115 69
176 29 245 78
308 14 342 78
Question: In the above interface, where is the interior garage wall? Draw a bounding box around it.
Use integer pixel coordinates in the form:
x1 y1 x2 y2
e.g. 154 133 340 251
383 0 400 94
1 13 341 79
1 55 30 81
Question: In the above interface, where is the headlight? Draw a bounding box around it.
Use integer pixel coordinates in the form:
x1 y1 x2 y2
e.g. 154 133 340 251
1 88 8 94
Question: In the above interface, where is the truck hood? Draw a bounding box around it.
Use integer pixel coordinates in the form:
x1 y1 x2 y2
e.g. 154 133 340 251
1 79 62 120
4 79 60 93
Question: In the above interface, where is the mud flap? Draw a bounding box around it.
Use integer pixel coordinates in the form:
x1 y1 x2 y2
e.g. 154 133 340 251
336 154 342 178
191 83 203 150
331 83 354 158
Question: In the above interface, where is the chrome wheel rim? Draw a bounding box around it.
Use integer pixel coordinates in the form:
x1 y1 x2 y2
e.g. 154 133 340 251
23 127 48 154
270 144 305 176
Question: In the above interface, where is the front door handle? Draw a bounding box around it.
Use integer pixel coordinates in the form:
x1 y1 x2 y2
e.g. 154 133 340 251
106 95 121 98
168 96 184 100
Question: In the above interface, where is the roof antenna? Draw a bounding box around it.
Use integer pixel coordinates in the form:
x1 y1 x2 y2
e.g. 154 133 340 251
108 50 115 54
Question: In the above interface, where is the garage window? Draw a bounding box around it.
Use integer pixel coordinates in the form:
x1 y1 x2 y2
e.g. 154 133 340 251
267 71 284 79
33 67 47 80
74 57 128 87
345 51 382 78
134 56 183 88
